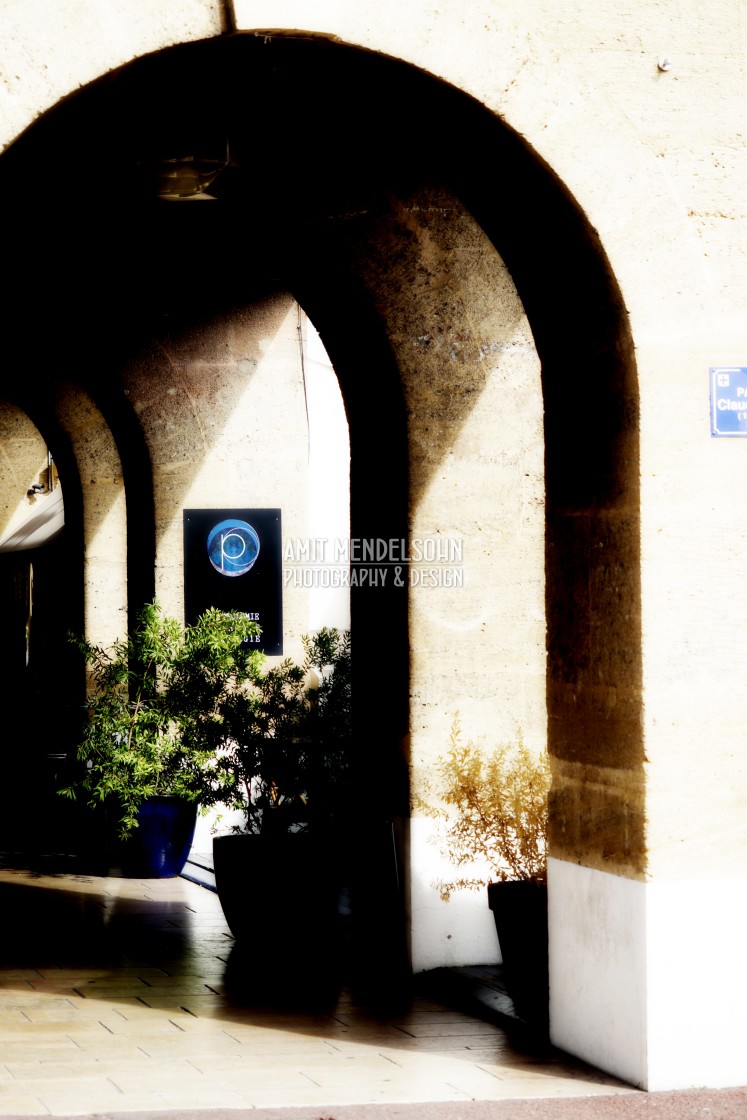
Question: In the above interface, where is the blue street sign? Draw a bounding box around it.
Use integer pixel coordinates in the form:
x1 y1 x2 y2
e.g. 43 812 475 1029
710 367 747 436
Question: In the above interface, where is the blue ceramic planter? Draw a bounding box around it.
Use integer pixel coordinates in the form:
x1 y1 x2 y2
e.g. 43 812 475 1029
119 795 197 878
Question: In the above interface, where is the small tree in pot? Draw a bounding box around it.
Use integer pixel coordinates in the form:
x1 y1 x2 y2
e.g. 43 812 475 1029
418 717 550 1029
210 626 352 836
208 627 352 1003
59 602 262 876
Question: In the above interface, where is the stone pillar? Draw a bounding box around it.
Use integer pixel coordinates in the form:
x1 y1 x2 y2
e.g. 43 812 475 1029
54 384 127 653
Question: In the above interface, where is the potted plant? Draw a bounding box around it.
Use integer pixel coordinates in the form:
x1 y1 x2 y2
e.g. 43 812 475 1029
418 717 551 1029
59 601 261 877
209 627 352 1002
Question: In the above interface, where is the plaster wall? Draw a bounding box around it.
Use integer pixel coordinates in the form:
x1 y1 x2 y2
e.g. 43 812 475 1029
304 320 351 634
0 0 224 152
122 292 311 660
550 858 747 1090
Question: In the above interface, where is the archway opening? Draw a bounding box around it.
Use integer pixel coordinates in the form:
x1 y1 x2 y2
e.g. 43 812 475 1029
0 33 641 995
0 401 86 857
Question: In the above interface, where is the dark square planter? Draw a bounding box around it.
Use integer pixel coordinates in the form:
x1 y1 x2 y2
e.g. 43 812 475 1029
487 879 548 1031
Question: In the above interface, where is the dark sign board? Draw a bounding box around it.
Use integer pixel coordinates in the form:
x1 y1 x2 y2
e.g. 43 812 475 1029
183 508 282 654
710 366 747 436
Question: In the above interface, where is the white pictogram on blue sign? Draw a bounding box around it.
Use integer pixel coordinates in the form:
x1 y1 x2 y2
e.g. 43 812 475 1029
710 367 747 436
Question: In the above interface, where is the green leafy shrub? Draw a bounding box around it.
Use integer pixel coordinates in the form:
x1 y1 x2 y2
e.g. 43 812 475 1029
59 602 262 837
214 627 352 834
61 607 351 840
418 717 550 899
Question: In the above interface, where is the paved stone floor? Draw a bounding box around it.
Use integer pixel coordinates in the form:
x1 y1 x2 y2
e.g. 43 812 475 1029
0 864 640 1116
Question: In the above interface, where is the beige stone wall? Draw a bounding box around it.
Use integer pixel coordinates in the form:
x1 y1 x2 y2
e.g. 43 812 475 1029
0 403 50 540
367 187 546 965
347 186 546 773
122 292 311 660
0 0 224 151
52 385 127 650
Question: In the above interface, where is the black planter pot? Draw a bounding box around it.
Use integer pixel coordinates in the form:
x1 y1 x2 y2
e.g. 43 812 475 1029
118 795 197 879
213 830 347 1004
487 879 549 1031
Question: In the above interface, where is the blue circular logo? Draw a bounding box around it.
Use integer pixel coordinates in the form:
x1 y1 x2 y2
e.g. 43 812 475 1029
207 519 260 577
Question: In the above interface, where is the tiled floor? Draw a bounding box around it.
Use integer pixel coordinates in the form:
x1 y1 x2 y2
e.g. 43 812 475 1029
0 865 636 1116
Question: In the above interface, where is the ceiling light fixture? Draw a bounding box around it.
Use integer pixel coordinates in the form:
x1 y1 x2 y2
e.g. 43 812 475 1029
144 142 232 201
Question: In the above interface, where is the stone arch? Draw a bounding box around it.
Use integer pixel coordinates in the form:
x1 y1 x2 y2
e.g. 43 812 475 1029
0 388 118 850
0 374 159 727
0 28 641 1035
0 400 67 700
2 384 130 654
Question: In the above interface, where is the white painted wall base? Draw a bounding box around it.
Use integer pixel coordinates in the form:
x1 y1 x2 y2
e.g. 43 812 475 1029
549 857 747 1091
409 816 501 973
548 858 648 1087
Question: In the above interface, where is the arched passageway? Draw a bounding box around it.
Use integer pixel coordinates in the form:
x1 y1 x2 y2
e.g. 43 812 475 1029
0 399 79 853
0 33 640 1008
